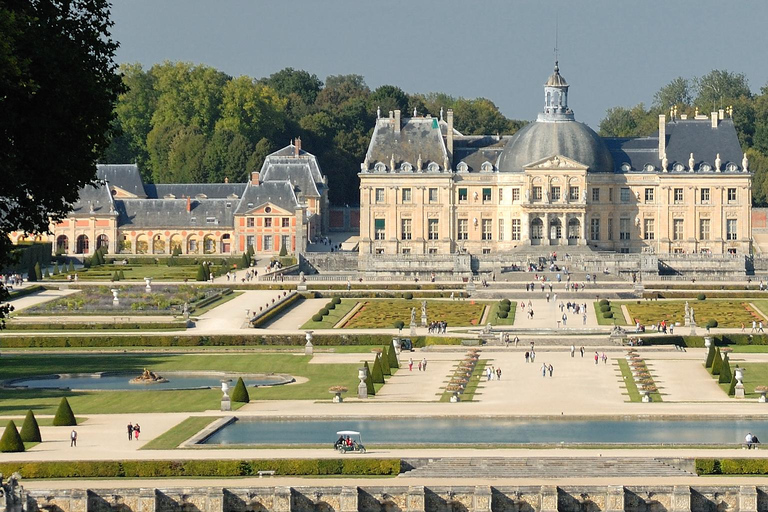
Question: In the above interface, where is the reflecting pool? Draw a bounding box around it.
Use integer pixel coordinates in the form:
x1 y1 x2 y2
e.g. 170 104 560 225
6 372 292 391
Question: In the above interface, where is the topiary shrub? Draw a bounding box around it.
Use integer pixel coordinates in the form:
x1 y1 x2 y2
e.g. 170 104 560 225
498 302 511 312
319 308 330 317
387 340 399 369
19 410 42 443
332 297 341 305
326 301 336 310
602 311 613 319
196 264 207 282
364 361 375 396
706 319 718 329
380 347 391 376
230 377 250 403
498 311 509 319
312 314 323 322
53 397 77 426
403 292 413 300
500 298 511 307
705 342 716 368
697 293 706 301
0 420 25 453
599 304 611 313
598 299 609 306
719 354 732 384
67 261 75 273
371 354 385 384
728 367 738 396
711 348 723 376
394 320 405 330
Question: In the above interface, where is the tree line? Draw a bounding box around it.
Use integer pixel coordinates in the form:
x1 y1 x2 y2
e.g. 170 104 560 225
103 63 525 204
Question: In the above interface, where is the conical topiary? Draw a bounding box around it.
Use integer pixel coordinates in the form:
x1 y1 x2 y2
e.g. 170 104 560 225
0 420 25 452
196 264 207 281
241 252 250 269
728 366 739 396
711 348 723 376
380 347 391 376
705 342 716 368
19 410 42 443
719 354 733 384
68 261 75 273
119 270 125 280
371 354 385 384
53 397 77 426
231 377 250 403
364 361 375 396
53 263 60 275
388 340 400 369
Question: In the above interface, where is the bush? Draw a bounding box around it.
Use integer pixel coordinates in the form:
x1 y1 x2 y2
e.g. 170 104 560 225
498 302 510 313
332 297 341 305
231 377 250 403
602 311 613 319
19 410 42 443
404 292 413 300
387 340 399 369
380 347 391 376
371 354 385 384
697 293 706 301
393 320 405 330
196 264 208 282
312 314 323 322
706 319 718 329
497 311 509 319
705 342 716 368
728 368 738 396
326 301 336 310
67 261 75 273
364 361 375 396
319 308 330 317
719 354 732 384
711 348 723 376
0 420 25 453
598 299 609 306
500 298 511 306
695 458 768 475
599 304 611 313
53 397 77 426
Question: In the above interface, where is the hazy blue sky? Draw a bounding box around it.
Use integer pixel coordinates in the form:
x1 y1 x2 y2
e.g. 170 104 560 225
111 0 768 128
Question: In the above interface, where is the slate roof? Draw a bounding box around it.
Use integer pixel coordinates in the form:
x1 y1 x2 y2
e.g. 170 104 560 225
364 117 448 171
234 181 301 216
259 144 324 197
115 198 236 229
453 136 509 172
144 183 247 199
71 183 116 217
96 164 147 198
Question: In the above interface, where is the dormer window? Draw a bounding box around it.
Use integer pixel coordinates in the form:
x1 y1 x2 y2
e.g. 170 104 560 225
456 162 468 173
620 163 631 172
643 164 655 172
226 202 232 208
726 163 738 172
427 162 440 173
163 194 176 199
401 162 413 172
195 194 207 200
374 162 386 173
206 217 216 224
481 161 494 172
700 163 711 172
247 202 253 208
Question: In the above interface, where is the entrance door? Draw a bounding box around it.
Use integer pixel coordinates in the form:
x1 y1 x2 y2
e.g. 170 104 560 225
549 218 562 245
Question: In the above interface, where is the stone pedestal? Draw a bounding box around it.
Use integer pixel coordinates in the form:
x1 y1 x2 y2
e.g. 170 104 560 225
540 485 558 512
357 367 368 399
689 322 697 336
410 321 417 336
605 486 625 512
671 486 691 512
220 396 231 411
406 486 425 512
297 283 307 291
472 486 492 512
339 487 358 512
736 382 746 398
739 486 758 512
421 313 427 327
274 487 292 512
305 331 313 355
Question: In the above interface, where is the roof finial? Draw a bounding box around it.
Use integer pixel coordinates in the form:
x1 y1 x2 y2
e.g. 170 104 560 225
376 105 381 119
554 13 559 70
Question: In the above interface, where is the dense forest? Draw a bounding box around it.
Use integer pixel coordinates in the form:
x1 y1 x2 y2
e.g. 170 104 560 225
103 63 768 206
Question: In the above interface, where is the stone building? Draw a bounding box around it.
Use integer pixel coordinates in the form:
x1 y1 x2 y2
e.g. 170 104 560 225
358 63 752 259
10 141 328 257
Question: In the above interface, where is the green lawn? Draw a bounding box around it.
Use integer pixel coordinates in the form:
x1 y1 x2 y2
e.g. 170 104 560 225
49 264 200 281
622 299 760 328
732 363 768 398
0 353 361 416
487 302 517 325
616 358 662 402
300 299 359 329
140 416 218 450
344 299 487 329
594 301 629 326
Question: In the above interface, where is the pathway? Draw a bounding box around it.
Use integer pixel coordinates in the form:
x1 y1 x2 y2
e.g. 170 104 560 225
5 288 79 311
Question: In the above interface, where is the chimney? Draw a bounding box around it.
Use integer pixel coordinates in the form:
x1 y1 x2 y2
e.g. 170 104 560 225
719 108 725 120
447 109 454 164
294 137 301 156
711 112 718 128
186 196 191 213
251 171 260 186
394 110 401 133
224 177 229 184
658 114 666 159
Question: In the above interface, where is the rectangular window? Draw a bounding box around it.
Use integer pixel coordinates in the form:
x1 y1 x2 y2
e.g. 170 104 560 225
482 188 492 202
402 248 411 255
428 219 439 240
401 188 412 203
498 188 504 202
246 235 254 250
643 218 655 240
674 188 684 204
592 188 600 202
282 218 290 228
645 188 654 203
458 219 468 240
727 219 738 240
728 188 737 202
264 217 272 228
608 218 613 241
246 217 254 228
512 219 521 241
482 219 492 240
374 218 386 240
375 248 384 255
458 188 468 203
498 219 505 241
482 248 491 254
206 217 217 224
609 188 614 202
428 188 438 203
590 218 600 241
532 186 542 201
699 218 710 240
375 188 385 203
673 219 684 241
700 188 710 204
512 188 520 202
569 186 579 201
401 218 412 240
263 235 273 251
619 218 630 240
620 188 630 203
189 239 198 252
428 248 437 254
281 235 290 250
550 186 561 201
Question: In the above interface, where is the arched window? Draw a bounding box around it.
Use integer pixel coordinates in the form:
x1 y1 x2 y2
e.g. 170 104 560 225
76 235 89 254
96 234 109 251
56 235 69 253
546 91 551 106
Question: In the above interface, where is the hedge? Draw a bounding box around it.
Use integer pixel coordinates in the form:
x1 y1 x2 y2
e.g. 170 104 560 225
0 458 401 478
250 293 302 328
7 285 45 300
53 398 77 426
3 321 188 331
641 334 768 348
696 459 768 475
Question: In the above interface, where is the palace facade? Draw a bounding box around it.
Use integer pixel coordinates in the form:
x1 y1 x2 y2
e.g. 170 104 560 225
358 63 752 257
10 140 328 257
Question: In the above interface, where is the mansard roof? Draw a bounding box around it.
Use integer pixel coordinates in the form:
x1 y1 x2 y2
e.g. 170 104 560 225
364 116 448 172
259 144 325 197
71 182 116 217
144 183 247 199
96 164 147 198
115 198 236 229
234 181 301 215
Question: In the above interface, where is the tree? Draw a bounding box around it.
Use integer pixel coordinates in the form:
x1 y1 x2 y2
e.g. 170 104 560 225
33 262 42 281
0 420 25 453
261 68 323 107
705 342 716 368
241 252 250 268
653 77 692 110
247 137 276 176
196 264 207 281
231 377 250 403
380 346 392 377
216 77 287 144
695 70 752 111
364 361 375 396
166 127 208 183
53 397 77 426
20 410 42 443
315 74 369 112
204 128 252 183
369 85 409 115
371 354 385 384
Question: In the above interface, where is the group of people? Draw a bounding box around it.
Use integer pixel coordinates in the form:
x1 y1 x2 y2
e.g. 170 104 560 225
127 422 141 441
1 273 25 288
427 321 448 334
408 357 428 371
540 363 554 377
334 435 358 450
486 365 502 381
746 432 761 449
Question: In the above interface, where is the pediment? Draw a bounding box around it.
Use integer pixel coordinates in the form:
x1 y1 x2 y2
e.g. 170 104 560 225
244 202 292 216
524 155 589 171
111 185 138 199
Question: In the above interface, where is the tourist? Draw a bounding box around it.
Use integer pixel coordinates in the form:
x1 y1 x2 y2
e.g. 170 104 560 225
548 364 553 377
746 432 755 449
562 313 567 326
70 429 77 447
752 321 758 333
580 346 585 357
486 367 492 381
525 351 530 363
127 423 133 441
134 423 140 440
594 352 599 365
422 358 428 371
602 353 608 364
408 358 413 371
541 363 547 377
530 350 536 362
570 345 575 357
496 368 502 380
760 322 765 334
418 360 422 371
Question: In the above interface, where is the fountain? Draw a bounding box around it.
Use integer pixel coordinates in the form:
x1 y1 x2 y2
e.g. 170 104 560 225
129 368 168 384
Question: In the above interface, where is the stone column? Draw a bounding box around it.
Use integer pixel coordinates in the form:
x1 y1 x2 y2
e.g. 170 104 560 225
739 486 758 512
339 487 358 512
540 486 558 512
560 213 567 245
605 486 625 512
521 213 530 244
407 486 425 512
541 216 550 246
472 486 492 512
671 485 691 512
274 487 292 512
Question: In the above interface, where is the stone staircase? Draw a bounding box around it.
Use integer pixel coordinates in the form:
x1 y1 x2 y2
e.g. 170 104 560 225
400 457 696 479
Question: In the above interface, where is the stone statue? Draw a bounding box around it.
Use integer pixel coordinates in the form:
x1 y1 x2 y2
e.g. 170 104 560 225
685 301 690 318
661 153 668 172
440 107 444 121
421 300 427 318
444 155 450 171
690 307 696 325
635 190 640 201
582 190 587 202
689 152 695 172
543 189 549 203
715 153 721 171
390 154 396 172
376 106 381 119
743 153 749 172
183 302 189 315
410 307 416 325
413 107 418 116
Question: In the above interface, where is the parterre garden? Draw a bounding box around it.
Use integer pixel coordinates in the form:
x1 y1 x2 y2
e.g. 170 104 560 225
342 299 488 329
623 299 763 328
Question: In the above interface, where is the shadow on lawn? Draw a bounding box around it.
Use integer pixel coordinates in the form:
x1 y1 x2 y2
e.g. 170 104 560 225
0 354 172 380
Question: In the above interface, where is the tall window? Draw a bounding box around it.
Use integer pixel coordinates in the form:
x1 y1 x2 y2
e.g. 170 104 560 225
674 188 683 204
607 218 613 241
532 186 542 201
569 186 580 201
401 188 412 203
246 217 254 227
401 218 412 240
482 219 492 240
644 188 654 203
699 218 710 240
550 186 561 201
282 218 290 227
263 235 273 251
643 218 655 240
458 219 468 240
512 188 520 201
264 217 272 227
619 218 630 240
673 219 684 240
428 219 439 240
608 188 614 202
458 188 468 202
728 188 737 203
428 188 438 203
246 235 254 250
592 188 600 202
482 188 492 202
374 219 386 240
620 188 630 203
498 218 505 241
511 219 521 241
281 235 290 250
727 219 738 240
375 188 385 203
590 218 600 241
700 188 710 204
498 188 504 202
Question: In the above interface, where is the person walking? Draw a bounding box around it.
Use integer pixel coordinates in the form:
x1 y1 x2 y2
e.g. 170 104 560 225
548 364 553 377
580 346 585 357
408 358 413 371
570 345 575 357
752 320 757 334
760 322 765 334
525 351 530 363
133 423 140 440
496 368 502 380
541 363 547 377
530 350 536 362
70 429 77 447
418 360 422 371
127 423 134 441
562 313 567 326
422 358 428 371
486 367 492 381
594 352 599 365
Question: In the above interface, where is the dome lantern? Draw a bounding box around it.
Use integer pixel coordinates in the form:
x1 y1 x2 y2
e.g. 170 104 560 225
540 61 574 122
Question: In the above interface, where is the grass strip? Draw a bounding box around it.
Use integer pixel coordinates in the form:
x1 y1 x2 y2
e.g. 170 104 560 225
141 416 219 450
440 359 486 402
0 417 87 428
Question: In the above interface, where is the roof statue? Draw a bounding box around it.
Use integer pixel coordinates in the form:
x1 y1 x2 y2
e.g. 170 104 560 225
689 153 695 172
661 153 668 172
715 153 721 172
376 106 381 119
417 154 422 171
743 153 749 172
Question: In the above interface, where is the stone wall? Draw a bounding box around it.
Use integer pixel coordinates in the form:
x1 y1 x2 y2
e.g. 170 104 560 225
8 484 768 512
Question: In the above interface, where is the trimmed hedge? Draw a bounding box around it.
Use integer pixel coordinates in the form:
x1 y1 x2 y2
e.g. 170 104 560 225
602 311 613 319
53 398 77 426
696 459 768 475
0 420 25 453
642 334 768 348
4 321 188 331
7 285 45 300
19 410 42 443
0 458 401 478
498 311 509 319
231 377 250 403
250 293 302 328
331 297 341 305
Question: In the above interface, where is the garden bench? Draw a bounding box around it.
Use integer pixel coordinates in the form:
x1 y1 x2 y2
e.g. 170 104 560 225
257 470 276 478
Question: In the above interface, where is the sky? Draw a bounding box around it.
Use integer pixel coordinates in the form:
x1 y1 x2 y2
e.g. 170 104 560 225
110 0 768 129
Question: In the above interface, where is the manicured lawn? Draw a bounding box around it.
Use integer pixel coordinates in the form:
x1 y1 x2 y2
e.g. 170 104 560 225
300 299 359 329
49 264 201 281
0 353 361 415
593 301 629 326
140 416 218 450
734 363 768 398
344 299 487 329
622 300 761 328
487 302 517 325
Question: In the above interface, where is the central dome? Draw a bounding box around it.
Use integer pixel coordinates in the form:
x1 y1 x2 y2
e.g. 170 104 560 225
496 121 614 173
